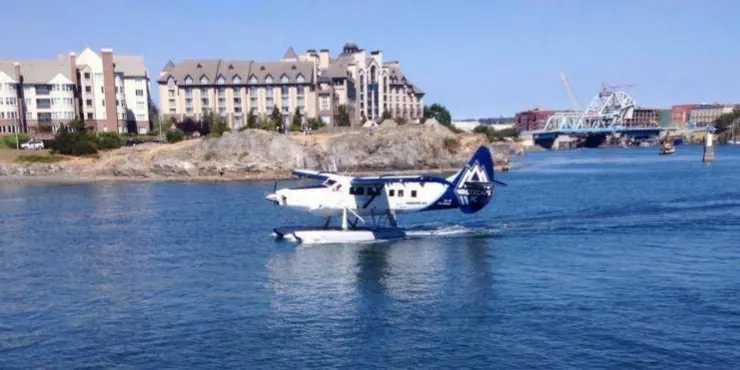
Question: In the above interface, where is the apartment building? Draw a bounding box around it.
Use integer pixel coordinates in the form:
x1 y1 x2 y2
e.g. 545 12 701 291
0 48 150 137
623 108 661 127
688 104 736 126
158 42 425 128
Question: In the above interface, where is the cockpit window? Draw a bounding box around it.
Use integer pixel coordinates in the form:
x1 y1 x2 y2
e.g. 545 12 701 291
324 179 336 187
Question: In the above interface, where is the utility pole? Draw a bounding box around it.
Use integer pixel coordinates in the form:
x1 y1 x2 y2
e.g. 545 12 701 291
13 117 19 150
158 113 163 142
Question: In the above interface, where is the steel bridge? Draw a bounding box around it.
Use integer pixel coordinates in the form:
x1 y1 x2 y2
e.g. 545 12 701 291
520 85 663 138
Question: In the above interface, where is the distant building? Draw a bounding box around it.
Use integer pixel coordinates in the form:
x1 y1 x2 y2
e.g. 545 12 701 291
514 109 555 131
688 104 735 126
671 104 696 127
158 42 424 129
0 48 150 138
624 107 660 127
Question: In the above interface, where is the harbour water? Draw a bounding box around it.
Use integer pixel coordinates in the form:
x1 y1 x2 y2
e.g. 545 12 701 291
1 145 739 369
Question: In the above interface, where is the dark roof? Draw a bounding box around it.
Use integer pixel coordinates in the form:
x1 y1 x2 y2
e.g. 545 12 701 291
158 59 313 84
282 47 298 60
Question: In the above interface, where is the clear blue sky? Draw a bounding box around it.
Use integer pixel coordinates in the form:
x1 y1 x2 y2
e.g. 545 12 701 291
3 0 738 118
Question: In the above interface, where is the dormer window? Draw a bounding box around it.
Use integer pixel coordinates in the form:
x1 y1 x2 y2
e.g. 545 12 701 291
249 75 257 84
260 66 266 71
280 74 289 84
196 63 202 68
200 76 209 84
217 76 225 85
184 76 193 85
265 75 273 84
228 64 234 70
233 76 242 84
296 74 305 83
291 65 297 70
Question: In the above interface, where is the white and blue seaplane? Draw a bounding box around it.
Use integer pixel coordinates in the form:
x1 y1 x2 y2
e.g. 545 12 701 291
265 146 506 244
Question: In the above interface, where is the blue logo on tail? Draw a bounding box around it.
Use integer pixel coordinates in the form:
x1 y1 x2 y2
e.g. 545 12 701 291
452 146 495 214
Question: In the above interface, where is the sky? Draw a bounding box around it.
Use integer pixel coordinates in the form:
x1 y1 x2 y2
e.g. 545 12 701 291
3 0 739 118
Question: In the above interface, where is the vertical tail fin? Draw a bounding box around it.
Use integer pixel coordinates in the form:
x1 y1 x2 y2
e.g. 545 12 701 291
451 146 496 214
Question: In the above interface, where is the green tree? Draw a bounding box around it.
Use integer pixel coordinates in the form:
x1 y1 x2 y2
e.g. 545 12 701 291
208 114 230 138
381 109 392 120
713 108 740 132
290 108 303 132
148 99 160 135
336 105 351 127
307 117 325 130
246 109 257 129
270 106 283 132
423 103 452 127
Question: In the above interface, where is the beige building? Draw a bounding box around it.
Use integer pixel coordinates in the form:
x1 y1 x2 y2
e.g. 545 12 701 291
0 48 150 138
688 104 736 126
158 42 425 128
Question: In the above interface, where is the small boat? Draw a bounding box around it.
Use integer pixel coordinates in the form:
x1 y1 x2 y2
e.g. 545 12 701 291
659 141 676 155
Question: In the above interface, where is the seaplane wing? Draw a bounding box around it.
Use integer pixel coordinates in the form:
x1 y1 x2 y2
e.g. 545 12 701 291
351 174 453 186
268 146 506 244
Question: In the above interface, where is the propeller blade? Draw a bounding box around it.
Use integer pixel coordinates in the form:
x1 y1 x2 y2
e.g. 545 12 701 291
493 180 508 187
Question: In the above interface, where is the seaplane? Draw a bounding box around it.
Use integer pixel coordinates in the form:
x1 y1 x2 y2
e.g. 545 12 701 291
265 146 506 244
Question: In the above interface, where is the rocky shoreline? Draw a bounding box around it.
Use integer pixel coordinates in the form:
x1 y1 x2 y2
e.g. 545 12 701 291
1 122 516 185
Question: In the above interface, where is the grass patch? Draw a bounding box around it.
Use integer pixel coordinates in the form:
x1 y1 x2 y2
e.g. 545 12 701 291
16 154 65 163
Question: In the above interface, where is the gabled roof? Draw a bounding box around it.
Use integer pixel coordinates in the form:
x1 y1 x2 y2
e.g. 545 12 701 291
0 58 72 83
113 55 147 77
158 59 314 85
282 47 298 60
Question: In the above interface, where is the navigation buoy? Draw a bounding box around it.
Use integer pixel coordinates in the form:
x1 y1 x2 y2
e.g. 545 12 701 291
703 127 714 163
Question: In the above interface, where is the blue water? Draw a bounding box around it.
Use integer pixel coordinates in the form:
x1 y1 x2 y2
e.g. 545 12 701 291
1 145 739 369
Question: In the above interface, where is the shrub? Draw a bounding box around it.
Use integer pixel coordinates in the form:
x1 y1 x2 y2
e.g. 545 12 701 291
203 151 218 161
71 140 98 156
16 154 64 163
97 132 123 150
208 119 230 138
307 117 325 130
1 133 30 149
443 137 461 152
166 129 185 143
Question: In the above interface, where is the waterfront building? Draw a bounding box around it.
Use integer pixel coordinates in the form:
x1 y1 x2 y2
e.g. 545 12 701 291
623 107 661 127
158 42 425 129
0 48 150 138
671 104 696 127
514 109 556 131
688 104 736 126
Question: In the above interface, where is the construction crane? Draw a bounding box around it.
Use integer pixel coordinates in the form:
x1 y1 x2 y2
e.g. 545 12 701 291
559 71 581 111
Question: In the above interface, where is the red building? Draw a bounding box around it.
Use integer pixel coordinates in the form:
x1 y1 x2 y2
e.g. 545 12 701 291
671 104 697 127
515 109 555 131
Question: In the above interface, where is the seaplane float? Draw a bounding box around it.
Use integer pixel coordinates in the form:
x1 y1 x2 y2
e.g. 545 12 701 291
265 146 507 244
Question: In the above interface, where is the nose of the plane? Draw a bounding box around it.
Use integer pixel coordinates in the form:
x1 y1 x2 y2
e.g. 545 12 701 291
265 193 279 203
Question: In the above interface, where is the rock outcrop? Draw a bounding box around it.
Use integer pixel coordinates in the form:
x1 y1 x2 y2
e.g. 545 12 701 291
1 124 513 181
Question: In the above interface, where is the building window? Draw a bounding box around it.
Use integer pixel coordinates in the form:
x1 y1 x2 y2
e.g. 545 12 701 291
87 112 93 119
234 97 241 105
84 72 91 80
186 98 192 107
85 86 92 93
200 76 209 84
265 75 273 84
168 90 175 97
218 107 226 114
280 74 289 84
296 74 305 83
86 99 92 107
169 98 176 106
233 76 242 84
217 76 225 85
249 75 257 84
185 76 193 85
202 98 209 105
35 85 50 95
186 107 193 113
200 88 207 97
218 87 226 97
234 107 242 113
135 89 144 96
234 115 243 127
185 88 192 97
320 96 330 111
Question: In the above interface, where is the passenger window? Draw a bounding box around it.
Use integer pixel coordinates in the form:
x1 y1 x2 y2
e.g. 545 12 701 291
356 187 364 195
398 190 404 197
411 190 417 198
389 189 395 197
349 187 356 195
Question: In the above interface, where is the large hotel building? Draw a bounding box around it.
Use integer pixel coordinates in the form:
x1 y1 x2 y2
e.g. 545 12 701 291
158 42 425 128
0 48 150 137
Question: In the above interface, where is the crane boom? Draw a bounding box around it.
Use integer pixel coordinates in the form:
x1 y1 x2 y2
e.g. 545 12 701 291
559 71 581 110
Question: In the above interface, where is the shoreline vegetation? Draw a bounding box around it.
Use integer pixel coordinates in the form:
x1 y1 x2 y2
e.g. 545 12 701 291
1 120 520 186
